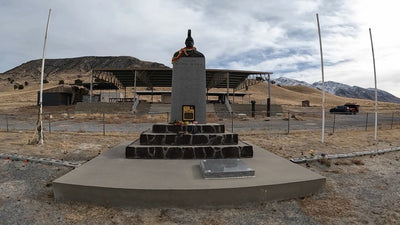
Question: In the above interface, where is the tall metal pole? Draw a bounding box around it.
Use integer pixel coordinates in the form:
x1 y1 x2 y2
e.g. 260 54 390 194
316 13 325 143
369 28 378 140
39 9 51 145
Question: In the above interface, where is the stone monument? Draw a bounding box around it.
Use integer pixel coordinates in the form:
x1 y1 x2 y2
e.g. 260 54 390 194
125 30 253 159
170 29 206 123
53 30 325 207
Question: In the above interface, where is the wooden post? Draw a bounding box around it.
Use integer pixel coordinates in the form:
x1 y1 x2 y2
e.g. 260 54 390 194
316 13 325 143
391 112 394 129
369 28 378 140
267 74 271 117
39 9 52 145
102 112 105 136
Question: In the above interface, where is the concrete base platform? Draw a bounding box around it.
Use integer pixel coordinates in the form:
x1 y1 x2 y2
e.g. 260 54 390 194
53 142 325 208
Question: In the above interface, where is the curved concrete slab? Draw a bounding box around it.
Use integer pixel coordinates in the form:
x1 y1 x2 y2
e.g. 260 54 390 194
53 142 325 208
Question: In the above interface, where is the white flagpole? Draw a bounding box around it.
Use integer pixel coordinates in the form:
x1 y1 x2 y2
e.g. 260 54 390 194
316 13 325 143
39 9 51 144
369 28 378 140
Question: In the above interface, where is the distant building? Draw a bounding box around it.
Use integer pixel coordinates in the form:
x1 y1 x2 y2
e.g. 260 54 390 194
100 92 124 102
302 100 310 107
37 85 87 106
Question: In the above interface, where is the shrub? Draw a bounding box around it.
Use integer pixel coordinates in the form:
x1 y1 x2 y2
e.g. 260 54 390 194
24 81 29 86
18 84 24 90
14 84 18 90
43 79 49 84
59 80 64 85
74 79 83 85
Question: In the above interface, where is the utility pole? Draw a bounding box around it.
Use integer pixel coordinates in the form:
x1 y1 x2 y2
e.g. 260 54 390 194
316 13 326 143
369 28 378 140
38 9 51 145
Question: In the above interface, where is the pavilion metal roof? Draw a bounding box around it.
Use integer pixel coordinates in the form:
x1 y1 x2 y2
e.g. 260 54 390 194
92 68 272 91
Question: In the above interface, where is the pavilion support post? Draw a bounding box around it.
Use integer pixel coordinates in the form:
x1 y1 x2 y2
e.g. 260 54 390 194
233 89 235 104
133 71 137 100
226 72 230 103
89 70 93 103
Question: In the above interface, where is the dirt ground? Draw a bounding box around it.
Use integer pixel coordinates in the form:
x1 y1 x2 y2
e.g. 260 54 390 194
0 128 400 224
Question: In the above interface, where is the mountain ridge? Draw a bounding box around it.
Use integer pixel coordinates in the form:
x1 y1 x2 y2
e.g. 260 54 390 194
0 56 168 82
1 56 399 104
275 77 400 104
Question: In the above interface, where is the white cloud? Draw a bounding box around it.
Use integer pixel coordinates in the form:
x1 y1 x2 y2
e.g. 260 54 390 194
0 0 399 97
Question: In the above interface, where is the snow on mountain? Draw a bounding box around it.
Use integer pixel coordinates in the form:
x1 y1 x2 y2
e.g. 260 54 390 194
312 81 352 95
273 77 400 103
274 77 313 88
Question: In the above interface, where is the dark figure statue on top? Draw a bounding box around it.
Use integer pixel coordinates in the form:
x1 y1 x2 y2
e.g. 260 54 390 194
172 29 204 63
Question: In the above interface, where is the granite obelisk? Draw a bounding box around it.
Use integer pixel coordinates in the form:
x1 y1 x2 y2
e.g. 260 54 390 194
170 30 206 124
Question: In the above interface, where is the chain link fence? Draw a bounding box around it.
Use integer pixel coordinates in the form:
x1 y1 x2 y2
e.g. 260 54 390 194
0 111 399 135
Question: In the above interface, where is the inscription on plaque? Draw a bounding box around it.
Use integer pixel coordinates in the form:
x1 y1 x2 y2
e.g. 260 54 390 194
182 105 195 121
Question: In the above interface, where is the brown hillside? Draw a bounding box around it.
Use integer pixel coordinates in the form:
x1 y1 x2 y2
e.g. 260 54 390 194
242 83 400 112
0 56 168 85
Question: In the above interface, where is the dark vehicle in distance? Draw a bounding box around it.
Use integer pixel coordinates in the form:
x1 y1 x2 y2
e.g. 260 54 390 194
344 103 360 114
329 106 351 114
330 103 360 115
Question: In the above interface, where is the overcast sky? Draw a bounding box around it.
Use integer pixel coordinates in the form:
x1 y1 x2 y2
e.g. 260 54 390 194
1 0 399 96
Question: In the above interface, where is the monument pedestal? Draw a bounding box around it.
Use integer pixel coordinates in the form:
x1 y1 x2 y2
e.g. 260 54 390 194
125 123 253 159
53 142 326 208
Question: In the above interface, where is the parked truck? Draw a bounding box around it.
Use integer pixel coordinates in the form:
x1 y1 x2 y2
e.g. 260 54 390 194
330 103 360 115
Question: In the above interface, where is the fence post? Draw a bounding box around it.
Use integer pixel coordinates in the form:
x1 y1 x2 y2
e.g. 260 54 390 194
231 111 234 132
365 113 369 131
332 113 336 133
6 114 9 132
48 113 51 133
102 112 105 136
287 112 290 134
391 112 394 129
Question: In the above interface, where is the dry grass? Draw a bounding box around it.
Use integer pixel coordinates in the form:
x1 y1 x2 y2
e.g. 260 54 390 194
301 194 353 224
0 131 139 161
238 128 400 159
242 83 400 112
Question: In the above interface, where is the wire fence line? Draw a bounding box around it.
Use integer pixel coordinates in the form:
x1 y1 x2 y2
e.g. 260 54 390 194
0 111 399 135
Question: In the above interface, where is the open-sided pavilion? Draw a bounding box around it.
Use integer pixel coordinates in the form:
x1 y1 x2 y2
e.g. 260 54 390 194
88 68 273 102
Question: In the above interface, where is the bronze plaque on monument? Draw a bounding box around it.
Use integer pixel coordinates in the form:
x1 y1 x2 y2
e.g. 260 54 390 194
182 105 195 121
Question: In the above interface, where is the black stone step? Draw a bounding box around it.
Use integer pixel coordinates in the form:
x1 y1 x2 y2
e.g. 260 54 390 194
140 132 238 145
152 123 225 134
126 140 253 159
